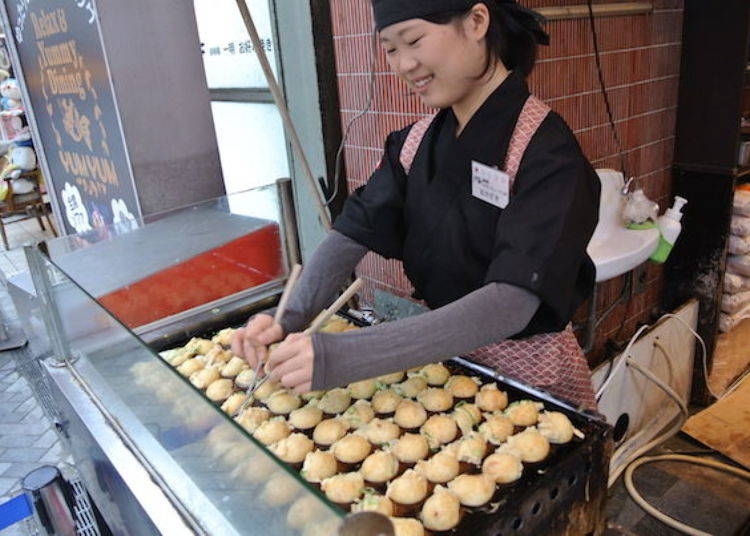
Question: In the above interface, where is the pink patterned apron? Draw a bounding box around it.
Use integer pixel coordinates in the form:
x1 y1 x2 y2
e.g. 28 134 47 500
400 95 598 411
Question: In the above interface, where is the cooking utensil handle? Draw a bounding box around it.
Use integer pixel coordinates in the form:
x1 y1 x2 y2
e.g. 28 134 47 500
303 278 363 336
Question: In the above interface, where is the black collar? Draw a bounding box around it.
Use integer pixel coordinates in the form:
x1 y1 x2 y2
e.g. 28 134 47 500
429 71 531 178
450 70 529 144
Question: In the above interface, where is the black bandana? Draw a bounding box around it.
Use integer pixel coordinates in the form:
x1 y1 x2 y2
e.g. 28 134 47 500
371 0 549 45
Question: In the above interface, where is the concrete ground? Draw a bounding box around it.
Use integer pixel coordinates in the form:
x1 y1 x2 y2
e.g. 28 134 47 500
606 433 750 535
0 357 72 536
0 217 55 280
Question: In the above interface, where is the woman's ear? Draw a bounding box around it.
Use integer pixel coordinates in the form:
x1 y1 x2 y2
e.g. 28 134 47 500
463 2 492 42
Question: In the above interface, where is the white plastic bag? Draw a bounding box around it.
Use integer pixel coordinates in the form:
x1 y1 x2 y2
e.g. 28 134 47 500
720 313 735 333
720 313 733 333
719 304 750 333
724 271 750 294
721 290 750 314
731 215 750 237
729 235 750 255
727 254 750 277
734 190 750 216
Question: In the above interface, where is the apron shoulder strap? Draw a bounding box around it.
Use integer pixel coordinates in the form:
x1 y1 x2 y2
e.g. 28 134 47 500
397 95 550 180
399 114 437 174
504 94 551 185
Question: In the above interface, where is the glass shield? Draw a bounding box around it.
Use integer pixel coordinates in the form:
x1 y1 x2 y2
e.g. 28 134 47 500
28 244 342 535
42 186 290 330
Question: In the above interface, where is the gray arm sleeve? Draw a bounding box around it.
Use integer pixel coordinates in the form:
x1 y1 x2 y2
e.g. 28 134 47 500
311 283 540 390
273 230 368 335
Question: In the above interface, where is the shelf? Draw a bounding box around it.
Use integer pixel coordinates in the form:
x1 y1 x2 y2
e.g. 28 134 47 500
674 162 735 175
537 2 652 20
672 162 750 178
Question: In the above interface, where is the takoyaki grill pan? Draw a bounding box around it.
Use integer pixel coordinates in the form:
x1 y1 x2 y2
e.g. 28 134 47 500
144 305 612 536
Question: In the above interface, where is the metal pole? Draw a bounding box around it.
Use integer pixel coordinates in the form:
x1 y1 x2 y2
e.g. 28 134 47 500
276 177 301 268
24 246 72 367
583 284 598 354
22 465 77 536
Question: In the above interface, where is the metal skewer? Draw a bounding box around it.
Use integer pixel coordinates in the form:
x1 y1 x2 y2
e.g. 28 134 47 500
243 278 364 401
239 264 302 416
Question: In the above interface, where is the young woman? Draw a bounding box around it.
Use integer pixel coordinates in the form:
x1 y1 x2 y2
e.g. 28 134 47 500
231 0 601 410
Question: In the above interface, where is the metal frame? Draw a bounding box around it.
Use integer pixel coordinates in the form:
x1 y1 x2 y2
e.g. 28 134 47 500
208 87 274 104
133 277 285 340
276 177 301 267
20 182 307 534
63 359 237 536
45 361 205 536
25 246 72 367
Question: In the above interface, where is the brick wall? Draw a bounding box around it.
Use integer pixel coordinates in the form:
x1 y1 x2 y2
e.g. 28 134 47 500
330 0 684 362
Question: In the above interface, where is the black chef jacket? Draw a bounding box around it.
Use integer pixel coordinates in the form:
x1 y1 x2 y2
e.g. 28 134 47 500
333 71 600 338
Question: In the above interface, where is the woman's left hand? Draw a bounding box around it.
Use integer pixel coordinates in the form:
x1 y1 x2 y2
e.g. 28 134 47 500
267 332 314 393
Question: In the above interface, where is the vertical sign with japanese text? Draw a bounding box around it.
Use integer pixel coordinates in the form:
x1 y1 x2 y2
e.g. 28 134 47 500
193 0 277 89
3 0 139 237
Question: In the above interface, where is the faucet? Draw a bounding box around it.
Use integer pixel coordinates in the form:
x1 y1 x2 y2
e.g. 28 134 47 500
621 176 635 196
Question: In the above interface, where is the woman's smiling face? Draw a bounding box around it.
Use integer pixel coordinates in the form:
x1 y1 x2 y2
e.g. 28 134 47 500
379 7 491 109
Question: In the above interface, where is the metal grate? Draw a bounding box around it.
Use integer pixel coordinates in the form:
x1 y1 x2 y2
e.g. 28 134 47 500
70 479 100 536
14 353 60 424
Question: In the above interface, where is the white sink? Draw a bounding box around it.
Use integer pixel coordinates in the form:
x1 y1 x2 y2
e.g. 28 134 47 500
587 169 660 283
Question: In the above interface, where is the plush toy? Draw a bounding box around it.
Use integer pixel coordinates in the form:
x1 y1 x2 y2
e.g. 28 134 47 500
0 137 37 199
0 78 23 112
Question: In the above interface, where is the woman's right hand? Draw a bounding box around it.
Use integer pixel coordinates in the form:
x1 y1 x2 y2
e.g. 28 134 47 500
231 314 284 368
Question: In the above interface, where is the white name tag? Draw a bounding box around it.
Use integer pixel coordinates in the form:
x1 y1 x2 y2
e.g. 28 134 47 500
471 160 509 209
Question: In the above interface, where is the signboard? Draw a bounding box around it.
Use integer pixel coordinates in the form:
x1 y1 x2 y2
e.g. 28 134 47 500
2 0 140 236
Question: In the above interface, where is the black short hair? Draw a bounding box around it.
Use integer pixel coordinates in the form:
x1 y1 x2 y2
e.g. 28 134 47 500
423 1 539 78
